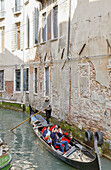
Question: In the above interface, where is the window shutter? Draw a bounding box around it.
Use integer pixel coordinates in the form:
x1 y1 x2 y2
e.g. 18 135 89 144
20 21 23 50
27 16 30 48
54 6 58 38
43 13 46 42
0 30 2 53
1 0 4 17
45 67 49 96
17 0 21 11
0 71 4 90
11 24 16 51
33 11 35 46
36 9 39 44
1 29 5 53
47 11 51 40
39 13 42 43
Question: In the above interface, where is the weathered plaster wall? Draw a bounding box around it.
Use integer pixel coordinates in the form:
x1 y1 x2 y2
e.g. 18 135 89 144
0 0 110 140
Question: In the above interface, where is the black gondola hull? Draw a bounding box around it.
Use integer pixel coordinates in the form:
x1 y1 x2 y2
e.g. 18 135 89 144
33 127 100 170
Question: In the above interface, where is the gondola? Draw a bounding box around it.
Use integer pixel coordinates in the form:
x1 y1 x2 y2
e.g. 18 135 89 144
0 138 12 170
29 107 101 170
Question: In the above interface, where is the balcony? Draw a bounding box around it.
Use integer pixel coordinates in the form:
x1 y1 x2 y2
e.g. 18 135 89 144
12 6 22 15
0 11 6 20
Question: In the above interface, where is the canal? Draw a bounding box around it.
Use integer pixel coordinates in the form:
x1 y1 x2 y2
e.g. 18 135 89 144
0 109 111 170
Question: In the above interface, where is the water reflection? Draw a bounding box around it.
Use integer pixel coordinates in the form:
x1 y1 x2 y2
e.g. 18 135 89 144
0 109 111 170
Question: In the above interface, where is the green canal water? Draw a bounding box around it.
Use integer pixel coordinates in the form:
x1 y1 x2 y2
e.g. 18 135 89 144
0 109 111 170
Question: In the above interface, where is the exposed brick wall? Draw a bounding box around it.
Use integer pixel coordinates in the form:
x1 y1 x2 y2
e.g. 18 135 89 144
72 59 111 139
5 81 13 94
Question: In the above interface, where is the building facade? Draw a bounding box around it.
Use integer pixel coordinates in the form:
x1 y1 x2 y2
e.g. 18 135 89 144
0 0 111 139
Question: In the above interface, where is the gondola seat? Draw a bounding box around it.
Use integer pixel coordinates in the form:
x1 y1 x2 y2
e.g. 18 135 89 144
61 137 70 143
50 125 56 132
42 127 46 133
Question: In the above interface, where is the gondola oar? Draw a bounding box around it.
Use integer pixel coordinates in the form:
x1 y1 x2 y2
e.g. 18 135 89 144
10 106 47 132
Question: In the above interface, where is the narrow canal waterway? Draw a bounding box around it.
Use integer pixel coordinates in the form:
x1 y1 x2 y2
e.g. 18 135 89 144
0 109 111 170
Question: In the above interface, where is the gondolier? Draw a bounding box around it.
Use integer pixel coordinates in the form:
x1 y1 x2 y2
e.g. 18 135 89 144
43 97 52 124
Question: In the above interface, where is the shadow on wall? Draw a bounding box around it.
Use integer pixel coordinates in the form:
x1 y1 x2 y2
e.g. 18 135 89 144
0 48 23 101
0 48 23 66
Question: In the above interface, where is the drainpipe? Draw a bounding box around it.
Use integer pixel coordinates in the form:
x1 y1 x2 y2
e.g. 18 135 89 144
22 0 25 104
69 66 71 123
67 0 71 59
23 0 25 65
67 0 71 123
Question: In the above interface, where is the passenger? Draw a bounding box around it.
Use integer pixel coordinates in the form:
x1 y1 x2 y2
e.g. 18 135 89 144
42 126 52 143
50 127 68 153
57 125 63 134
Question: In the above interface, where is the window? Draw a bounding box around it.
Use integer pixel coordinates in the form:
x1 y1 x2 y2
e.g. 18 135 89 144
42 13 46 42
45 67 49 96
47 10 51 40
35 68 37 93
0 0 5 17
53 6 58 38
23 68 29 91
15 0 21 12
27 16 30 48
15 69 21 91
0 27 5 53
34 8 39 44
11 22 20 51
16 22 20 50
0 70 4 90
